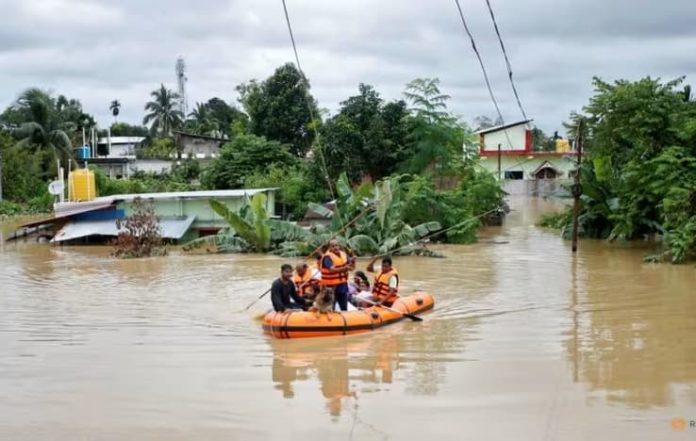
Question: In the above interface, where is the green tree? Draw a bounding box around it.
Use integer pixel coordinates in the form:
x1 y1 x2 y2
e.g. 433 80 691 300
237 63 318 157
548 76 696 262
0 132 46 203
11 88 73 172
143 84 184 136
137 137 176 159
401 78 472 183
205 97 248 137
109 122 149 137
320 84 410 181
186 102 219 136
244 163 328 220
201 134 296 189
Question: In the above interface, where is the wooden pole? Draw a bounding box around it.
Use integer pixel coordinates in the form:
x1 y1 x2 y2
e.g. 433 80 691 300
571 120 584 253
497 143 502 181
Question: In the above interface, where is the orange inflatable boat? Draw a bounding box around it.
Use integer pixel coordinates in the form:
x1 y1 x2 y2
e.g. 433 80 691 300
262 292 434 339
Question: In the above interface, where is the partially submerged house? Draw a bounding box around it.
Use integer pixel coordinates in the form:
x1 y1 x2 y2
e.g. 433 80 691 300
475 120 580 196
10 188 278 245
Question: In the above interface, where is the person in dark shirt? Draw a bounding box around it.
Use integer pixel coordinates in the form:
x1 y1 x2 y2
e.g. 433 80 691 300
271 264 307 312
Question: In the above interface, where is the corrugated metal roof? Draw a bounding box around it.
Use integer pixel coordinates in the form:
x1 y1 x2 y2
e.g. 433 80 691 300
97 188 278 203
51 188 278 213
51 215 196 243
19 201 116 228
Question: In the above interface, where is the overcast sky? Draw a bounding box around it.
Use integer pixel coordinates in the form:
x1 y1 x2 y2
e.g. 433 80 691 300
1 0 695 134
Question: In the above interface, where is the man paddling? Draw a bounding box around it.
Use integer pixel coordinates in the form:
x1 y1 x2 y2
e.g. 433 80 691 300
271 264 308 312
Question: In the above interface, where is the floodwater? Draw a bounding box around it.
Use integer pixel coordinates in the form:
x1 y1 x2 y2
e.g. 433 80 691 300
1 197 695 441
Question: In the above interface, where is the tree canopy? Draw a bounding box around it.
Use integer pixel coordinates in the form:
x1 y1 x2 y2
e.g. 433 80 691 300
237 63 318 157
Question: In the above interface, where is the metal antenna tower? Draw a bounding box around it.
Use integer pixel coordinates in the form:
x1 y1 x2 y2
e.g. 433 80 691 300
175 57 188 116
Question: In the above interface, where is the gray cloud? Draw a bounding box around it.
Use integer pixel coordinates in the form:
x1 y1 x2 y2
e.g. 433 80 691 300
1 0 695 133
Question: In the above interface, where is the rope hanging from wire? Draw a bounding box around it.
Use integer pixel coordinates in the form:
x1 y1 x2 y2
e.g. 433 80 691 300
280 0 342 226
453 0 514 150
484 0 528 121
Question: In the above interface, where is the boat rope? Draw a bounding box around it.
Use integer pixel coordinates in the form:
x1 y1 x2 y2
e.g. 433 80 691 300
280 0 343 228
380 206 503 257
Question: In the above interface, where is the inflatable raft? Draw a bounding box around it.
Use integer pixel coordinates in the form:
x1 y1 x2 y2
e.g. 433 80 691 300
262 292 434 339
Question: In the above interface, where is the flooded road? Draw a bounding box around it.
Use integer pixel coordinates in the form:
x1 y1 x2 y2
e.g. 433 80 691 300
1 197 695 440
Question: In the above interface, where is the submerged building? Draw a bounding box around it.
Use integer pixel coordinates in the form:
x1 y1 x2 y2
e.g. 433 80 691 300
10 187 278 245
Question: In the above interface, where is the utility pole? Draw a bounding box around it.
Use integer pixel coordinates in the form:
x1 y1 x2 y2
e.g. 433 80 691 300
497 143 502 181
0 149 3 202
571 119 584 253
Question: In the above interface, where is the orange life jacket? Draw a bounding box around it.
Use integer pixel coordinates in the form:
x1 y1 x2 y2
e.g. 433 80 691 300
372 268 399 303
292 270 315 297
320 251 349 286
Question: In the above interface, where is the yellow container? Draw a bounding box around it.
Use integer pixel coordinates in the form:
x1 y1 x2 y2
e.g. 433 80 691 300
555 139 570 153
69 169 97 202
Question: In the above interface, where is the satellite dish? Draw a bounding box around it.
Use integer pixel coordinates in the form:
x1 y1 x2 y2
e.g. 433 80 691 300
48 180 64 196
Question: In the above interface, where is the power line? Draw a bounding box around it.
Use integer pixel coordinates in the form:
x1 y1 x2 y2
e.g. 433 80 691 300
484 0 528 121
280 0 342 225
452 0 513 150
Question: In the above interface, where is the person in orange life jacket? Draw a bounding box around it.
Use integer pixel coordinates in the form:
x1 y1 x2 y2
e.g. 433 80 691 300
320 239 355 311
271 264 309 312
293 262 320 299
365 255 399 306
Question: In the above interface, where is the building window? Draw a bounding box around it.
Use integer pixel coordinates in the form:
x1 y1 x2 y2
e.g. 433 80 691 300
504 170 524 180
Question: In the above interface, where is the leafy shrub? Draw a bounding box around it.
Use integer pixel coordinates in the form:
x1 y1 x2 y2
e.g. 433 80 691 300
111 198 167 258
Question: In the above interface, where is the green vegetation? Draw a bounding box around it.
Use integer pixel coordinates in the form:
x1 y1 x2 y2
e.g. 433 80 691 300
546 77 696 263
111 198 167 258
143 84 184 136
0 63 506 252
237 63 318 158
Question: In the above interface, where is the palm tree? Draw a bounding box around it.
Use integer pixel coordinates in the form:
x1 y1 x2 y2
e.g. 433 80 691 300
110 100 121 122
143 85 184 136
187 102 218 135
13 88 73 163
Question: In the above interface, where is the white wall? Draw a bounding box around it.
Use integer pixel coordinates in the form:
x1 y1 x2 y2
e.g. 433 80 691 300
107 143 136 158
482 125 527 151
129 159 173 174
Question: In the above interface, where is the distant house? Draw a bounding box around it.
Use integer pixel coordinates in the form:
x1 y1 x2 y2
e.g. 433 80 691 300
175 131 227 159
10 188 279 244
475 120 580 196
96 136 144 159
81 136 173 178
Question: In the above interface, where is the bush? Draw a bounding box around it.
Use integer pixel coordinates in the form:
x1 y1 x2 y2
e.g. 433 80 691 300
111 198 167 258
201 134 296 189
244 163 328 220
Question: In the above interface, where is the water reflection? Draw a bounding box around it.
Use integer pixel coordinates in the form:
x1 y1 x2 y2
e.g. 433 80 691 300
565 244 696 409
269 332 400 418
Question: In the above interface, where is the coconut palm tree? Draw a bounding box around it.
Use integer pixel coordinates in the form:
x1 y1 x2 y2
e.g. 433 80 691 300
142 84 184 136
12 88 73 162
187 102 219 136
110 100 121 122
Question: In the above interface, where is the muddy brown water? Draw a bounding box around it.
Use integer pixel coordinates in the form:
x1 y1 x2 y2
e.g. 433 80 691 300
1 197 695 440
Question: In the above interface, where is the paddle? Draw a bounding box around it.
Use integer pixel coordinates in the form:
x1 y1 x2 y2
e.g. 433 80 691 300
240 288 271 312
358 297 423 322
